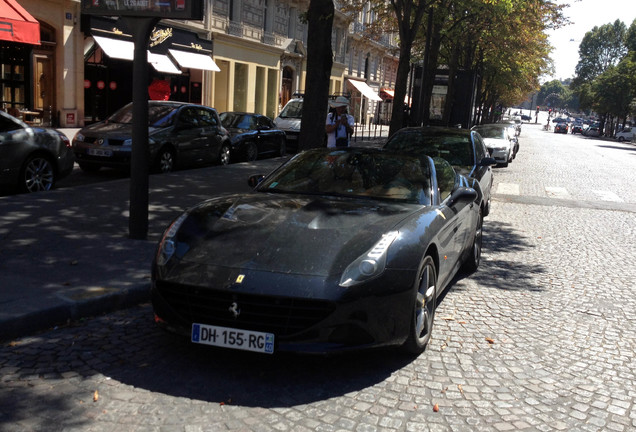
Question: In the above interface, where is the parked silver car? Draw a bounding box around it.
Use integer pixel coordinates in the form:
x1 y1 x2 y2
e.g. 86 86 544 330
0 110 74 193
471 124 516 167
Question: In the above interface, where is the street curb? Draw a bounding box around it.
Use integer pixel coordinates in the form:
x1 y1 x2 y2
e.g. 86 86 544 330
0 282 150 342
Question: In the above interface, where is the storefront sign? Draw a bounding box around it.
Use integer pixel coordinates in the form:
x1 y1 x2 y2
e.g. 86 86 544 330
81 0 202 20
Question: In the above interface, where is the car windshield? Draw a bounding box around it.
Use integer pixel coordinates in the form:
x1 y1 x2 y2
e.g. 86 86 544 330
278 100 303 119
257 149 432 205
384 130 474 167
107 103 178 127
473 126 507 139
220 113 252 129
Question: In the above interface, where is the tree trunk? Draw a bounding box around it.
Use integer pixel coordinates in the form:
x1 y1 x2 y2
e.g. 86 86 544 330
298 0 334 151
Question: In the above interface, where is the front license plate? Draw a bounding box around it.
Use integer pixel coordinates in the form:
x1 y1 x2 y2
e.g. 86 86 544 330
88 148 112 157
191 323 274 354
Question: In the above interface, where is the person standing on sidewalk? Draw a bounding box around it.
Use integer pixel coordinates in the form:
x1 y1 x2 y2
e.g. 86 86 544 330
326 96 354 148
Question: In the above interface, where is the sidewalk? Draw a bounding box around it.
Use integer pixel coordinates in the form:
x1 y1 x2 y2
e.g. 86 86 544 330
0 138 386 342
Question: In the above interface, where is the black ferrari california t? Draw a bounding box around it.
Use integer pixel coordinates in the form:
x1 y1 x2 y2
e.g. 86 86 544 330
151 148 482 354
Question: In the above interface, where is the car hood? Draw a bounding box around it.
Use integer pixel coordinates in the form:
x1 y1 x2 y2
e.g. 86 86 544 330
166 193 420 277
79 122 165 138
482 137 511 149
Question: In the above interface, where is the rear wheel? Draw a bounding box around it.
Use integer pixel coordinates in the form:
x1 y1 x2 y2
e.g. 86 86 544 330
462 209 483 273
21 155 55 193
403 256 437 354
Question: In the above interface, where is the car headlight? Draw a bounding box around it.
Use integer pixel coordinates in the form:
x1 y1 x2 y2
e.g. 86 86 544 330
74 132 85 142
339 231 399 287
156 213 188 266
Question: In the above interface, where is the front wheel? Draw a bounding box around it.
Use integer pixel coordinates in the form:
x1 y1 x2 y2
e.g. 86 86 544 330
618 137 625 142
402 256 437 354
20 155 55 193
219 144 231 165
244 142 258 161
153 147 175 173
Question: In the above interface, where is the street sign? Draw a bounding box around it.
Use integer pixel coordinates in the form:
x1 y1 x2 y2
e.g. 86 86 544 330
81 0 203 20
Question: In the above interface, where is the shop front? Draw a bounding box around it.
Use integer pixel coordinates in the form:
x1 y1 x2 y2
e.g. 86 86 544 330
0 0 39 121
83 16 219 124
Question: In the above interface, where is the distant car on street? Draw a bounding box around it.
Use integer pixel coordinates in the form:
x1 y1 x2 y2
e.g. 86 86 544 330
583 126 601 137
471 124 516 167
72 101 231 173
383 126 496 216
0 110 74 193
554 123 568 134
615 127 633 142
219 112 286 162
571 124 583 134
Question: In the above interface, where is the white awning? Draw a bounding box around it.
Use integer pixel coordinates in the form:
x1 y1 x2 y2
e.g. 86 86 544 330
348 79 382 101
148 52 181 74
93 35 134 61
169 49 220 72
93 36 181 74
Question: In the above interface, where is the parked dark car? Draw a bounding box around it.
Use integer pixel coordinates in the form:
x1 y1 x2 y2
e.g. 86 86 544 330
219 112 286 162
72 101 231 173
151 148 482 354
0 110 74 193
554 123 568 134
571 124 583 134
383 126 496 216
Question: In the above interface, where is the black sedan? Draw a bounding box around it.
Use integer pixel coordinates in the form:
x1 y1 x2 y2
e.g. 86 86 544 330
0 110 74 193
151 148 482 354
571 124 583 134
383 126 496 216
219 112 286 162
554 123 568 134
72 101 231 173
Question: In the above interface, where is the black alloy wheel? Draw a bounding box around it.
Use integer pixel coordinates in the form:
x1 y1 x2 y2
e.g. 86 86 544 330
245 142 258 161
403 256 437 354
461 209 483 273
219 144 231 165
154 147 175 173
21 155 55 193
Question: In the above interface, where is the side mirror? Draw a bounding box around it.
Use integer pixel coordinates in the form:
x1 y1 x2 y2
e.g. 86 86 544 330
248 174 265 188
448 187 478 207
479 157 497 166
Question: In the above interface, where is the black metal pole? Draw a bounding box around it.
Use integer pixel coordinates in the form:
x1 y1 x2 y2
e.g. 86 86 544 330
123 17 159 240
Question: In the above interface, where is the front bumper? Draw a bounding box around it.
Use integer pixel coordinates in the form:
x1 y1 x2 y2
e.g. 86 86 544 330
151 267 416 354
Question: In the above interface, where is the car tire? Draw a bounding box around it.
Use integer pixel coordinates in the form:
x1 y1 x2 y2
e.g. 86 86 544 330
153 147 175 173
244 142 258 161
78 162 101 173
618 137 625 142
20 154 55 193
461 209 483 273
402 255 437 354
219 144 231 165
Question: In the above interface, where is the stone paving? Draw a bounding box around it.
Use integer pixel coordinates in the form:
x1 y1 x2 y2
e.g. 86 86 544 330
1 124 635 431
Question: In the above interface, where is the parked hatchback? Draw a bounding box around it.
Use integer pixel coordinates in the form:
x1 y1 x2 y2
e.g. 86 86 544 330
384 126 496 216
72 101 231 172
0 110 74 193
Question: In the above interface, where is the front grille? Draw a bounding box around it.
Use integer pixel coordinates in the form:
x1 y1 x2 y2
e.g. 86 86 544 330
156 280 337 337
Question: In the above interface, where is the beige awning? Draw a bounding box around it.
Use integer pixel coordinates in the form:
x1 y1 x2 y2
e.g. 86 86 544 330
93 36 181 74
348 79 382 101
169 49 220 72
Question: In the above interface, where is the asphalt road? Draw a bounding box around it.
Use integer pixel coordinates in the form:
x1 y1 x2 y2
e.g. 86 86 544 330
1 123 635 432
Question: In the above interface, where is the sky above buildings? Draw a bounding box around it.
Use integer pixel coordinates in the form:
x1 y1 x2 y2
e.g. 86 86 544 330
546 0 635 81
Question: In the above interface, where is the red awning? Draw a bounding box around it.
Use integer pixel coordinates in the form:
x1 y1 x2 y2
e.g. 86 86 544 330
0 0 39 45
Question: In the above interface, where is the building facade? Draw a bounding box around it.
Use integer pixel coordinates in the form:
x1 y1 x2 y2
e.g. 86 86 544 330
3 0 399 127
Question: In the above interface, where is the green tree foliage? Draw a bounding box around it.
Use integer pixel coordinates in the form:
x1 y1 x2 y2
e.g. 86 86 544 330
574 20 628 83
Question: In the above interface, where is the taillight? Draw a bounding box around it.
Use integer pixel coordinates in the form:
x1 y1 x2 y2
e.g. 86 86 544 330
59 133 71 148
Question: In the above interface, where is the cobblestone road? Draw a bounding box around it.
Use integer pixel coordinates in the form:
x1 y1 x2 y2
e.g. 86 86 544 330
1 124 635 432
